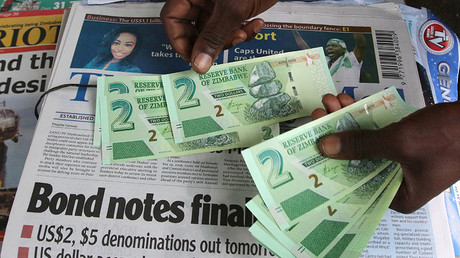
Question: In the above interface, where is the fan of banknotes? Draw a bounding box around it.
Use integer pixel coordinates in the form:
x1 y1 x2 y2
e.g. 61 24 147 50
241 87 417 257
93 48 337 164
94 48 416 257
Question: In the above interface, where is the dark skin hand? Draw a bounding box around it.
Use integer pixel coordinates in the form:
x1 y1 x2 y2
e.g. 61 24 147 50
312 94 460 214
160 0 278 74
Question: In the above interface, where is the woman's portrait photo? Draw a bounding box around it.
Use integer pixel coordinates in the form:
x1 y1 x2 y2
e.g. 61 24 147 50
71 23 150 73
83 25 143 73
84 26 143 73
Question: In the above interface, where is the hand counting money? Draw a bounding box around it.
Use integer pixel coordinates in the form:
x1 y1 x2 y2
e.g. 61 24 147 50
162 48 336 143
242 87 417 230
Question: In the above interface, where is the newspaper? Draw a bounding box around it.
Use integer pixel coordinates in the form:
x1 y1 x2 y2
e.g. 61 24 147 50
1 2 455 257
399 5 459 105
0 8 65 241
0 0 75 12
0 9 65 187
80 0 407 6
398 5 460 256
398 6 460 256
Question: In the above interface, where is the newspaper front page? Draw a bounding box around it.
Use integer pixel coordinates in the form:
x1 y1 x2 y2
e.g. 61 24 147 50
1 2 455 257
0 8 65 242
0 9 65 188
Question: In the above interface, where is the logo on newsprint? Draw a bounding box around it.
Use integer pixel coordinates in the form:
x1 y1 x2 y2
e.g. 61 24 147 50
419 20 454 55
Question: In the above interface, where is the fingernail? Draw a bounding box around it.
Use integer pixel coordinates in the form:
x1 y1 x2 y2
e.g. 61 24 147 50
254 21 264 33
193 53 213 73
319 135 341 157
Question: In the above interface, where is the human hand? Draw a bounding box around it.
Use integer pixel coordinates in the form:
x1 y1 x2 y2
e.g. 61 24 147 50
160 0 278 74
311 93 355 120
314 94 460 214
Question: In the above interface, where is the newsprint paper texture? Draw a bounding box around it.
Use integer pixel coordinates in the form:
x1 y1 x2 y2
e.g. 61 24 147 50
1 2 454 257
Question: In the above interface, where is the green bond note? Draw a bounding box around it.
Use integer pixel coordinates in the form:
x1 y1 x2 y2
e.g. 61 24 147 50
249 221 296 258
162 48 336 143
94 76 165 146
242 87 417 230
94 76 105 146
99 80 279 164
323 171 402 258
247 194 298 256
284 163 400 257
247 163 400 257
248 169 403 258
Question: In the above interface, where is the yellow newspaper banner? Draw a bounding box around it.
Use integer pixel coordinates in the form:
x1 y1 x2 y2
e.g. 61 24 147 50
0 9 64 50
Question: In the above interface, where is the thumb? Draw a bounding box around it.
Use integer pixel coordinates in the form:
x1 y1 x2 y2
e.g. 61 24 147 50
192 19 264 74
190 3 255 74
317 129 398 161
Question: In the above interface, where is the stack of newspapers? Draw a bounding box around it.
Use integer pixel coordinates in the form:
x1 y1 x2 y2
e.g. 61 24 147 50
4 2 457 258
94 48 337 164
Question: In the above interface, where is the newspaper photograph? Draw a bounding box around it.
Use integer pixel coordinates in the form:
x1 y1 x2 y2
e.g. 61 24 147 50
242 3 426 108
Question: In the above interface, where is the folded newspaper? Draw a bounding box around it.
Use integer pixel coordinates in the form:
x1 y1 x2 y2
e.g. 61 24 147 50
1 2 454 257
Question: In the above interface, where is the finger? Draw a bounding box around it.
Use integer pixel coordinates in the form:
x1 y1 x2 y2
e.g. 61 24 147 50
190 1 273 74
389 166 428 214
190 10 246 73
238 18 265 43
337 93 355 107
321 94 342 113
317 128 403 161
311 108 328 120
228 30 248 49
390 158 458 214
160 0 204 62
219 19 265 49
219 19 265 50
389 180 421 214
